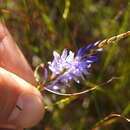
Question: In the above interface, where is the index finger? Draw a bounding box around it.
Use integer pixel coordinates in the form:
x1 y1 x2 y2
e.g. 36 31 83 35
0 22 35 85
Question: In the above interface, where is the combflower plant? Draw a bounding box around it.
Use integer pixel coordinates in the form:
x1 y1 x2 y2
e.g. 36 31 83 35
34 31 130 95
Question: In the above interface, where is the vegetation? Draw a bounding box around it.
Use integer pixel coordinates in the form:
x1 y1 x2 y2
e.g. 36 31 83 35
0 0 130 129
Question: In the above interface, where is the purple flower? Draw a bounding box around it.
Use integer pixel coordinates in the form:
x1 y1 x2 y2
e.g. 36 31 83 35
46 42 103 91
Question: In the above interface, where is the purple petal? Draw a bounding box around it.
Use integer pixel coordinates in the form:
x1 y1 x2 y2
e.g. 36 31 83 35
61 49 68 60
87 56 100 62
77 47 85 57
85 43 94 51
95 48 103 53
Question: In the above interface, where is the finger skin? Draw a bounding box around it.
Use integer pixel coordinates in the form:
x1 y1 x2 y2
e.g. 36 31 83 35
0 68 44 128
0 22 44 129
0 22 35 85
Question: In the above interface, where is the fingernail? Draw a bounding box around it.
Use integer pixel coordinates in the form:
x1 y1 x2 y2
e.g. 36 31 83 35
8 94 44 128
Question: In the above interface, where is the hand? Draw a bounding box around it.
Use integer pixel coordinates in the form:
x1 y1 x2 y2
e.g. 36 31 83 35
0 22 44 129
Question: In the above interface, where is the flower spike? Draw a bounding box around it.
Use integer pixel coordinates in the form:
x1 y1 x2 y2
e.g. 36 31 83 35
98 31 130 48
44 43 101 91
35 31 130 95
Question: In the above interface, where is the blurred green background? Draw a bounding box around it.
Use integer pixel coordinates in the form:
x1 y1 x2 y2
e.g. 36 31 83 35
0 0 130 129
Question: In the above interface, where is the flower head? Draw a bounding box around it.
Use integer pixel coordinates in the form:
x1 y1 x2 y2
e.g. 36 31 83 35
46 42 102 91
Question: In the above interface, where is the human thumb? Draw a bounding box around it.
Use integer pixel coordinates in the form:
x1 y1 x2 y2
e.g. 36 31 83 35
0 68 44 129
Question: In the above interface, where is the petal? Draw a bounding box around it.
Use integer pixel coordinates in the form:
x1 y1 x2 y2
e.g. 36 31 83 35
87 56 100 62
48 61 51 65
94 41 100 46
61 49 68 60
71 75 80 83
77 47 85 57
78 72 85 80
96 48 103 52
93 48 103 55
83 70 90 75
85 43 94 52
66 51 75 62
85 60 94 64
53 85 60 90
53 51 60 62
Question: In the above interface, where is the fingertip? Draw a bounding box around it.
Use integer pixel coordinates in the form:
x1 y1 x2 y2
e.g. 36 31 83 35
0 68 44 128
8 92 44 128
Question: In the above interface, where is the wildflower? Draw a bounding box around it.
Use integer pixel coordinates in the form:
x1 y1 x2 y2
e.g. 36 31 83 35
45 42 103 91
34 31 130 93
